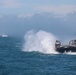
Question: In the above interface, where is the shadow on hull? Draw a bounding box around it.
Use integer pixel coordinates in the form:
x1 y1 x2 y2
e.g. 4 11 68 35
56 46 76 53
55 40 76 53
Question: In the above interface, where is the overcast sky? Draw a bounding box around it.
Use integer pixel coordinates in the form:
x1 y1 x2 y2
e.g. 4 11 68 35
0 0 76 39
0 0 76 15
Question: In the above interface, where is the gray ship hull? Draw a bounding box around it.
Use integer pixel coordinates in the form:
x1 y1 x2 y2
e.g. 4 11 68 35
56 45 76 53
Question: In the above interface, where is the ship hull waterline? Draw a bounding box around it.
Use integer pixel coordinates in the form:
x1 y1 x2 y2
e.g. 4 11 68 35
56 45 76 53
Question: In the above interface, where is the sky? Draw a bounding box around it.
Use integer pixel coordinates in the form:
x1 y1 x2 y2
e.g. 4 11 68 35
0 0 76 15
0 0 76 39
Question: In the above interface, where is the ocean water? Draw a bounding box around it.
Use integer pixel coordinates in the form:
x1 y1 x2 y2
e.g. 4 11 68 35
0 37 76 75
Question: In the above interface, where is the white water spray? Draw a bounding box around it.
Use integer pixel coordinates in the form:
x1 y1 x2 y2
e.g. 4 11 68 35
23 30 58 54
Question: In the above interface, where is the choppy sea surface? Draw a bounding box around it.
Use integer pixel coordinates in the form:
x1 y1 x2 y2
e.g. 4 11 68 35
0 37 76 75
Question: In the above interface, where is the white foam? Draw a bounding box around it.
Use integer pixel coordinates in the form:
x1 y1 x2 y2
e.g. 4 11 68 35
64 51 76 55
23 30 58 54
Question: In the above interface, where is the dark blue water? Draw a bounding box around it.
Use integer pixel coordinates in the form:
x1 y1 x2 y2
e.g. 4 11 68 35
0 37 76 75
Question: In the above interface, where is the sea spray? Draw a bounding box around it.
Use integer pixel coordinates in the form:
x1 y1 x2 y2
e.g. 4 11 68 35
23 30 58 54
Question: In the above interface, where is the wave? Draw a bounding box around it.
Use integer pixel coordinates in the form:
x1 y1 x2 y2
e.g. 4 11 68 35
23 30 58 54
23 30 76 55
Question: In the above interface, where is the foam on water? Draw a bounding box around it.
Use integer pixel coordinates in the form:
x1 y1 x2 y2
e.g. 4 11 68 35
64 51 76 55
23 30 76 55
23 30 58 54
